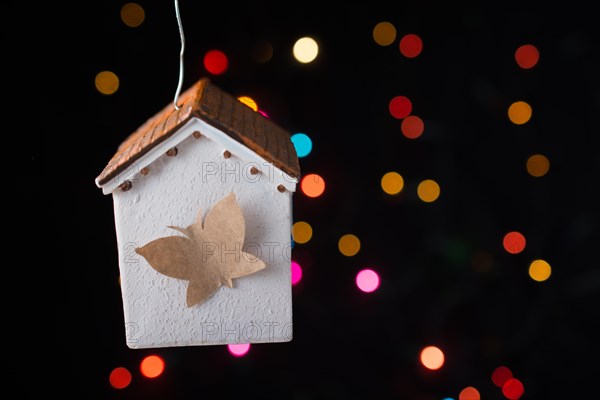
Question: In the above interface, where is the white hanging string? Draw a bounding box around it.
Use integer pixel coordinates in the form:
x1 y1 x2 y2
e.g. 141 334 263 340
173 0 185 110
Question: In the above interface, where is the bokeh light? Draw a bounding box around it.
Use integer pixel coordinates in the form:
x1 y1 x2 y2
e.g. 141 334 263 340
420 346 445 370
526 154 550 177
417 179 440 202
515 44 539 69
472 250 494 273
399 33 423 58
502 378 525 399
389 96 413 119
373 21 396 46
459 386 480 400
300 173 325 198
109 367 132 389
491 365 513 387
121 3 145 27
291 261 303 285
381 172 404 195
529 259 551 282
204 50 228 75
95 71 119 95
401 115 424 139
291 133 313 157
338 234 361 257
293 37 319 63
228 343 250 357
292 221 313 244
503 231 526 254
140 355 165 378
356 269 380 293
252 40 273 63
508 101 532 125
237 96 258 111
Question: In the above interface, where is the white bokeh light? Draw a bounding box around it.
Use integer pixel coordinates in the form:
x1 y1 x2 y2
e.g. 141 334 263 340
293 37 319 63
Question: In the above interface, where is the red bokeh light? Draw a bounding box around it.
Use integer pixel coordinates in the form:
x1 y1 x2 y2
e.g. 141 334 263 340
399 34 423 58
204 50 229 75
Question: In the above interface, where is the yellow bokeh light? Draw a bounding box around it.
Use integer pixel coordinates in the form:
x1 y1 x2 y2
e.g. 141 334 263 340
417 179 440 203
293 37 319 63
338 234 361 257
529 259 551 282
121 3 145 28
373 21 396 46
238 96 258 111
526 154 550 177
508 101 532 125
381 172 404 195
292 221 313 244
95 71 119 95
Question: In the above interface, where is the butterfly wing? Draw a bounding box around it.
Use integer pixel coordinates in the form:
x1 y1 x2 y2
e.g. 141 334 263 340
228 252 267 279
201 192 267 282
135 235 198 280
201 192 245 247
186 279 222 307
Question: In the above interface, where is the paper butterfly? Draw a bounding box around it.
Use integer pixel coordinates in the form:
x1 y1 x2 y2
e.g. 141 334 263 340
135 192 266 307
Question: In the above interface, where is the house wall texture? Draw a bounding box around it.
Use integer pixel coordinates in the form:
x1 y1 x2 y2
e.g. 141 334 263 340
112 123 294 348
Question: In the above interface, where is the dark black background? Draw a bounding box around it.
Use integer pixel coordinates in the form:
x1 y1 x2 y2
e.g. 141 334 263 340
29 1 600 399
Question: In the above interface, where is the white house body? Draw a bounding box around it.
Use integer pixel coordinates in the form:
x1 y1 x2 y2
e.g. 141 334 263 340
96 79 300 348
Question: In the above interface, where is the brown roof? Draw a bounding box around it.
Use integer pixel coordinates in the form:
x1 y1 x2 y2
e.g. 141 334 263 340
95 78 300 187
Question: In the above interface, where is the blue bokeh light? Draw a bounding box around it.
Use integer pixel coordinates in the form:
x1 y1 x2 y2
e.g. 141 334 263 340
291 133 312 158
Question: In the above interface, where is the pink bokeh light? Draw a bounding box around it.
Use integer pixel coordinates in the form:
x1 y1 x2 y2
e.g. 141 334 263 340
228 343 251 357
356 269 380 293
291 261 303 285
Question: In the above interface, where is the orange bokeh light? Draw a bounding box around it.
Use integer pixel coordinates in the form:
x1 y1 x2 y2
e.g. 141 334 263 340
300 173 326 198
508 101 532 125
526 154 550 177
401 115 424 139
459 386 480 400
420 346 445 370
140 355 165 378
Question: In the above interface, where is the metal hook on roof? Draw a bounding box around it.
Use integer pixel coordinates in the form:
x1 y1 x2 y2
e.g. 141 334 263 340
173 0 185 110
